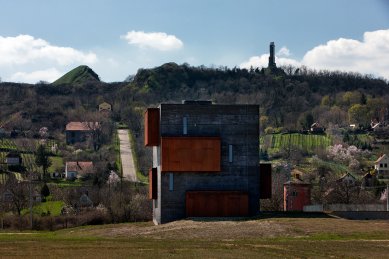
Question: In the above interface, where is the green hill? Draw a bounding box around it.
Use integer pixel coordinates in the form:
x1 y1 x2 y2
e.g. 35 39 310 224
52 65 100 85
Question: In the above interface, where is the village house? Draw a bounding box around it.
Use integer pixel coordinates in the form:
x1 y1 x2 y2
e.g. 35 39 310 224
145 101 271 224
98 102 112 112
65 122 99 145
284 175 311 211
310 122 325 133
5 152 22 166
65 161 94 180
375 154 389 178
337 172 357 186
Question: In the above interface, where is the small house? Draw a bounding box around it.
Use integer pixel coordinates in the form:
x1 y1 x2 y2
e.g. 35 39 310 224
310 122 324 133
6 152 22 166
375 154 389 178
337 172 357 186
98 102 112 112
65 161 94 180
65 122 99 144
361 172 377 187
284 175 311 211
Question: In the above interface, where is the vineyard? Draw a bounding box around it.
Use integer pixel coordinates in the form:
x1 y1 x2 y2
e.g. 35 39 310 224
0 138 58 153
261 133 332 154
0 138 63 175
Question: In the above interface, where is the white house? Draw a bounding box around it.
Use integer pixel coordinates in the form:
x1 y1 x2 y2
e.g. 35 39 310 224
65 161 94 180
375 154 389 178
374 154 389 177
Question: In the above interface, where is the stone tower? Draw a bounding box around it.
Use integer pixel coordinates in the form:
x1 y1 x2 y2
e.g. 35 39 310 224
268 42 276 68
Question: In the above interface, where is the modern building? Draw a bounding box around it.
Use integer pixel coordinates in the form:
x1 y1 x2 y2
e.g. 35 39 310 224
145 101 271 224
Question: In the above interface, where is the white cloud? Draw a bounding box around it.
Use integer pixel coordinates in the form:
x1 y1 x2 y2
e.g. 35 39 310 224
240 54 301 69
121 30 183 51
302 29 389 79
0 34 97 66
277 46 290 57
8 68 63 83
240 29 389 80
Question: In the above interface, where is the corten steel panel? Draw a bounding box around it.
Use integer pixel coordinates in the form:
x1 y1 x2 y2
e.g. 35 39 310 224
260 164 272 199
161 137 221 172
144 108 160 147
148 168 157 199
186 191 249 217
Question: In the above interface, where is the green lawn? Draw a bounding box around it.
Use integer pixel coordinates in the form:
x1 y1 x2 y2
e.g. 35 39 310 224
21 201 65 217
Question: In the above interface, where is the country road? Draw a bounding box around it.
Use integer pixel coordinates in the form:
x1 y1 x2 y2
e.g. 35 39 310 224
117 129 137 182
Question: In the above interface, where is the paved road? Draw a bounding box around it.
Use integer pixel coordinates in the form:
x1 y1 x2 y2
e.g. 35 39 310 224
117 129 137 182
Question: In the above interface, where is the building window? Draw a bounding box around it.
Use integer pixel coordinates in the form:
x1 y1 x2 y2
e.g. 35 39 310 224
381 163 383 168
292 191 298 197
169 173 174 191
385 163 388 168
183 116 188 135
228 144 233 163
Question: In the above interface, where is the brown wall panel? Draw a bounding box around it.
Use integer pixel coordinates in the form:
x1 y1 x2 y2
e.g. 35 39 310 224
144 108 160 146
260 163 272 199
161 137 221 172
148 167 157 199
186 191 248 217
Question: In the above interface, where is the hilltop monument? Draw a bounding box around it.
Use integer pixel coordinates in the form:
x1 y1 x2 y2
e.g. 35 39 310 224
268 42 276 68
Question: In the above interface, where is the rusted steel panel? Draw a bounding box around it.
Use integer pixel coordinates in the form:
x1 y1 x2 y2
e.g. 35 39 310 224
260 163 272 199
186 191 248 217
161 137 221 172
144 108 160 146
283 184 311 211
148 167 157 200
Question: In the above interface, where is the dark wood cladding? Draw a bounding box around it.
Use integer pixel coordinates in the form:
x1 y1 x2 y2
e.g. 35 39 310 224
148 167 157 200
161 137 221 172
144 108 160 146
186 191 248 217
260 163 272 199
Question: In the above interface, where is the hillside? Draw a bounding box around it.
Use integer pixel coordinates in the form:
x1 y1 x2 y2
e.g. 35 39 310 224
52 65 100 85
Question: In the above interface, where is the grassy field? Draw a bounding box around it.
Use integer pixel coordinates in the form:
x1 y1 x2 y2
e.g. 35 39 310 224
21 201 65 217
0 216 388 258
261 133 332 154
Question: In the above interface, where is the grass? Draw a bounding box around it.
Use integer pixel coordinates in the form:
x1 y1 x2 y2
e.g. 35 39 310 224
21 201 64 217
52 65 99 86
48 156 63 174
113 130 122 176
128 129 148 183
0 217 388 258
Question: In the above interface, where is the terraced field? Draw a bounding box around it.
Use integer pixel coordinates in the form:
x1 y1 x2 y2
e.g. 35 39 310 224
261 133 332 154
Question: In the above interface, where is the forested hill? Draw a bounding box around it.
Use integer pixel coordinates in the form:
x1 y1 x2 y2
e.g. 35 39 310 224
129 62 389 129
0 62 388 135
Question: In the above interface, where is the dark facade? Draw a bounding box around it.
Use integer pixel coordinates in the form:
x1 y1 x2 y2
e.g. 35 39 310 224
145 101 262 224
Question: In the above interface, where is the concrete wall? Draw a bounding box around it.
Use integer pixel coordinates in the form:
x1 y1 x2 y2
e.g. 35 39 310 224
154 103 260 224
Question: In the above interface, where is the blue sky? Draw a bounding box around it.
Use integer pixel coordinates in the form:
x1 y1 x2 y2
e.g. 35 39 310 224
0 0 388 83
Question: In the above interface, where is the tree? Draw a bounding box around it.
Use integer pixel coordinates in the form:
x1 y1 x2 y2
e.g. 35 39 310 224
298 113 314 130
35 145 52 181
348 104 370 127
40 183 50 201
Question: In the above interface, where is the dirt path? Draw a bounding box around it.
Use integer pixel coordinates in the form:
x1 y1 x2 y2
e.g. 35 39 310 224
117 129 137 182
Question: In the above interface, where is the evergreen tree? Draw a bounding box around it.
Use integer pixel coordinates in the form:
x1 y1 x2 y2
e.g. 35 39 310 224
35 145 52 181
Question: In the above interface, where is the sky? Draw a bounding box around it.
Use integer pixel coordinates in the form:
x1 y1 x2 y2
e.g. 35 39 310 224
0 0 388 83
